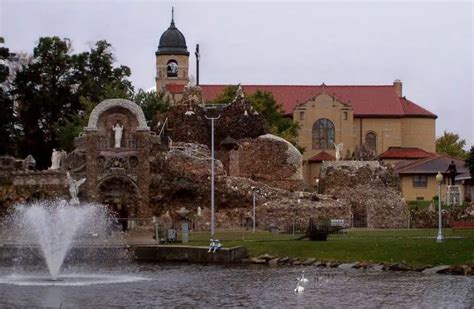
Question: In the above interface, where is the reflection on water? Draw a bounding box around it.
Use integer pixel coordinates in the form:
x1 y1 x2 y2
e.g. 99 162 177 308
0 264 472 308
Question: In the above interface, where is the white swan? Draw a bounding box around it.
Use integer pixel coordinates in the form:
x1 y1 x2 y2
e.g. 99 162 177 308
294 278 304 293
300 271 309 284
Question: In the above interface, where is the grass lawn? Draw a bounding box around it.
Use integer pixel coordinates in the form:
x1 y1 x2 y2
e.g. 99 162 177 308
183 228 474 267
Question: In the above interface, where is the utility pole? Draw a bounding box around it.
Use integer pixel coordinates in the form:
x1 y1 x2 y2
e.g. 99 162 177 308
195 44 200 86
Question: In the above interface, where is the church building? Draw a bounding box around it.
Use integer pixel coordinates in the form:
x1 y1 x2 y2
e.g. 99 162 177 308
155 14 437 190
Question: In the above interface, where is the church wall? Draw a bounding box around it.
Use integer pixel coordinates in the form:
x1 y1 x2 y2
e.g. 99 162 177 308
401 118 436 152
354 118 402 154
294 93 354 161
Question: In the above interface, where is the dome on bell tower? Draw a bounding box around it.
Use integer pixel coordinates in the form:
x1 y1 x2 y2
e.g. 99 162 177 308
156 10 189 56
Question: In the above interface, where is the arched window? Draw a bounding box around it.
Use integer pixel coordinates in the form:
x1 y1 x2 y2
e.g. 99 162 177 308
167 59 178 77
365 132 377 153
312 118 335 149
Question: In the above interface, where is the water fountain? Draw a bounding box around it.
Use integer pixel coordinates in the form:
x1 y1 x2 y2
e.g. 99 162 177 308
0 173 146 286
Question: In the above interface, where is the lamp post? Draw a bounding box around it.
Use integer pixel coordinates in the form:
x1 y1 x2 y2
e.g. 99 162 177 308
315 178 320 194
205 113 220 237
251 186 257 233
436 171 444 243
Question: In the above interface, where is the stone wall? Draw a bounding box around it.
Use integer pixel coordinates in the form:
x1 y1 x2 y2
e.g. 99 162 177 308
321 160 408 228
228 134 304 191
0 170 68 215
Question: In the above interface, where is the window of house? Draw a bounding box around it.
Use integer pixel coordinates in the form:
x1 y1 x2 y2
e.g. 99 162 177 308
312 118 335 149
299 111 305 121
343 111 348 120
365 132 377 153
413 175 428 187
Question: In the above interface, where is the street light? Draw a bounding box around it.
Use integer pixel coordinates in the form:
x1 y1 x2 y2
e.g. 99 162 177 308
435 171 444 243
204 113 221 237
251 186 258 233
315 178 320 194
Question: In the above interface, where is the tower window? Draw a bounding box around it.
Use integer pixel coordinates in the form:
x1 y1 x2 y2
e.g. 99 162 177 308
299 111 305 121
167 59 178 77
312 118 335 149
343 111 348 120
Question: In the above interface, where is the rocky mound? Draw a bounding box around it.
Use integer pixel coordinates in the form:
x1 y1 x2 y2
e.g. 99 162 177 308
321 161 408 228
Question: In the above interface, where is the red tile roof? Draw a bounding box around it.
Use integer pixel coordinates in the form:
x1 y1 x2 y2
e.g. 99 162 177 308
308 151 336 162
400 97 436 118
379 147 436 160
166 84 185 94
200 84 437 118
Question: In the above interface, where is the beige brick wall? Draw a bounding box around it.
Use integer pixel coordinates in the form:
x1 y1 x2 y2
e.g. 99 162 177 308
400 174 446 201
401 118 436 152
355 118 403 155
294 93 354 161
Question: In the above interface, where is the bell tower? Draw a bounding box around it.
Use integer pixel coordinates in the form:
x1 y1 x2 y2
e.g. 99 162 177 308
155 8 189 104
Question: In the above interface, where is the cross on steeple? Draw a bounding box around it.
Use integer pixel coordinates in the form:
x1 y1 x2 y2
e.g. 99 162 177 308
172 7 174 22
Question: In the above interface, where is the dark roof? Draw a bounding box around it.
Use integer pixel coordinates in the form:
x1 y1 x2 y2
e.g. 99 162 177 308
308 151 335 163
200 84 437 118
379 147 435 160
395 155 468 175
156 19 189 56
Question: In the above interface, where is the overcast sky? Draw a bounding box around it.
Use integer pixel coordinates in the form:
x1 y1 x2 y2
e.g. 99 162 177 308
1 0 473 147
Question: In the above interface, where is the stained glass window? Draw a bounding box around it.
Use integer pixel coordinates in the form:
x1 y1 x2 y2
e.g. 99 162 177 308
312 118 335 149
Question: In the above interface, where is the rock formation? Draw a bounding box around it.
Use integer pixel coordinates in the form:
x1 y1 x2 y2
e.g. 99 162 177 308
320 161 408 228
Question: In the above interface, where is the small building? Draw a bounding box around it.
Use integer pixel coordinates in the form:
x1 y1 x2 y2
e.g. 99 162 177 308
395 155 468 202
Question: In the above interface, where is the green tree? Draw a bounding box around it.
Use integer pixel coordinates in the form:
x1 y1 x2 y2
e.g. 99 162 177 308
436 131 467 159
211 85 300 148
73 40 133 102
0 37 16 155
133 89 169 124
211 84 239 104
13 37 134 165
249 90 299 146
467 146 474 178
14 37 79 167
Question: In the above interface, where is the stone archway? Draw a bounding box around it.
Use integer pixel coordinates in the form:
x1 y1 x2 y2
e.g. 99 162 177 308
97 175 139 231
86 98 149 132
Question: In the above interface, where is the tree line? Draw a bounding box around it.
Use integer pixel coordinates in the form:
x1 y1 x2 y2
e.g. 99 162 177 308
0 37 168 168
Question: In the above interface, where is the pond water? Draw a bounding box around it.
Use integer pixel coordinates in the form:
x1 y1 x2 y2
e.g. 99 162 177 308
0 264 472 308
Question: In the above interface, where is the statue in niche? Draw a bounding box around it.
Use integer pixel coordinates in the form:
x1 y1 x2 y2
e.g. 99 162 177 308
112 122 124 148
333 142 344 161
49 149 61 170
66 172 86 205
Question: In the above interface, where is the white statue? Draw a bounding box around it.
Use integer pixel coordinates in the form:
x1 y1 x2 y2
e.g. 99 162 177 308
333 142 344 161
197 206 202 216
66 172 86 205
112 122 123 148
49 149 61 170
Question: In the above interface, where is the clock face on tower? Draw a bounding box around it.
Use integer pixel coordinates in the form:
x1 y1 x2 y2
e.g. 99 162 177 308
167 60 178 77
